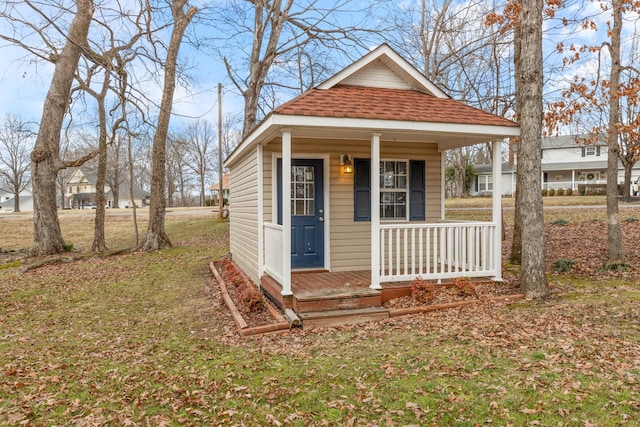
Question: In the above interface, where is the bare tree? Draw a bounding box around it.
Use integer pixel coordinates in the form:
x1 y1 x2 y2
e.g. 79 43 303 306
383 0 514 198
106 137 127 208
0 115 34 212
0 0 96 255
139 0 197 251
543 0 640 261
216 0 372 136
184 119 214 206
516 0 548 298
166 134 190 207
604 0 623 261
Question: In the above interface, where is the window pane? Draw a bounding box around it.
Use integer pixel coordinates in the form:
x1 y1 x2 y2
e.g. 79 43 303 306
379 160 409 220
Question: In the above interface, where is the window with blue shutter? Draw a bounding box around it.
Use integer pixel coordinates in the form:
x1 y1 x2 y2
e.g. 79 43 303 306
409 160 425 221
353 158 371 221
353 158 425 221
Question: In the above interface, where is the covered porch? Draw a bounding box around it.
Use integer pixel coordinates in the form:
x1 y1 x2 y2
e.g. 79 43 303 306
260 135 504 299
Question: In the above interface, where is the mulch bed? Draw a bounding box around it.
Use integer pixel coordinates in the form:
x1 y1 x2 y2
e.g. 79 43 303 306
383 275 522 310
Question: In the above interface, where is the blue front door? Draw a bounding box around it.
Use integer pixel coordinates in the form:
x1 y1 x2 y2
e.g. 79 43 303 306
278 159 325 269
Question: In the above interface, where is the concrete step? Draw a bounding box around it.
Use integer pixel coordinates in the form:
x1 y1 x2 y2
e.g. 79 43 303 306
293 290 382 313
298 306 389 329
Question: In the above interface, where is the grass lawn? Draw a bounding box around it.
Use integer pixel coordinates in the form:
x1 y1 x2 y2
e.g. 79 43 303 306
1 211 639 425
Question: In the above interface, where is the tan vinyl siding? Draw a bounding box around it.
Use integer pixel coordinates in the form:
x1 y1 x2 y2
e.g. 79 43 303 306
341 59 413 90
229 148 260 283
263 137 441 272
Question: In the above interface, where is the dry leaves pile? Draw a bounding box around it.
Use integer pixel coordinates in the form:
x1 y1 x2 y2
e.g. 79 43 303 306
1 214 640 425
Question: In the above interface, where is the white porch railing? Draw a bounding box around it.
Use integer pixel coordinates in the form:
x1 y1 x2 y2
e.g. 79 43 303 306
263 223 284 283
379 221 497 282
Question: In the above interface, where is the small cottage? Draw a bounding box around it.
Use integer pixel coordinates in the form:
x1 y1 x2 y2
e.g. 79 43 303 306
224 44 519 316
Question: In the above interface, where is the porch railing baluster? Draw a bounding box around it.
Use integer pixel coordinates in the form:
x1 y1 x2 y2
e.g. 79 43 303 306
379 221 497 282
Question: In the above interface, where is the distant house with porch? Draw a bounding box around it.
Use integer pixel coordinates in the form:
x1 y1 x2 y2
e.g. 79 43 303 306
209 172 230 205
65 167 149 209
471 135 640 196
224 44 519 324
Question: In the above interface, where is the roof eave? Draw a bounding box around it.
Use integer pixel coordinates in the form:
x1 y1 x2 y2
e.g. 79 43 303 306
224 114 519 167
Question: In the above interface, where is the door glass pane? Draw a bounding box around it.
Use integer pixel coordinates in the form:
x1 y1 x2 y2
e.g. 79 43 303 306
291 165 315 216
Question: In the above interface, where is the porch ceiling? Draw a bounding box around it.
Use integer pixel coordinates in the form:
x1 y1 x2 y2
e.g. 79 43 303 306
280 123 513 148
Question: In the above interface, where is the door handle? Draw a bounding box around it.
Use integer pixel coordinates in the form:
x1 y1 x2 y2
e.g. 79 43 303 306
319 217 324 222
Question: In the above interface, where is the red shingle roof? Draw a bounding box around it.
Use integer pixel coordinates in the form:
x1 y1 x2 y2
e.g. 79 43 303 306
273 85 518 128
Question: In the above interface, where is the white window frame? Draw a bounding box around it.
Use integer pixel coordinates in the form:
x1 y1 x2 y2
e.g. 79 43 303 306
380 159 409 221
478 175 493 192
585 146 596 156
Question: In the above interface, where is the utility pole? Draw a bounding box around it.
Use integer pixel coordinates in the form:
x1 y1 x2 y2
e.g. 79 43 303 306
217 83 224 218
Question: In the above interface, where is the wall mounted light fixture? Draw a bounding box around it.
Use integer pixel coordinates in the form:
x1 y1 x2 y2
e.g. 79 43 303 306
340 154 353 174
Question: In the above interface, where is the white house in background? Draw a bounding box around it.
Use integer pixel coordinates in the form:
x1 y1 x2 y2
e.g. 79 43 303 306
65 167 149 209
471 135 640 196
209 172 230 205
0 189 33 212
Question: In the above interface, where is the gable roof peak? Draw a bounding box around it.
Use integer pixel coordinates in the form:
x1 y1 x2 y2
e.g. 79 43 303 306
317 43 449 99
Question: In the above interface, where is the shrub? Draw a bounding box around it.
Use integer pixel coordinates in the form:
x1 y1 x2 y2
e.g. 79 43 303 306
63 243 74 252
551 218 568 226
411 277 436 304
566 188 573 196
623 217 638 223
452 277 476 297
551 258 576 273
556 188 564 196
548 188 555 196
237 284 265 312
541 189 548 197
598 262 629 273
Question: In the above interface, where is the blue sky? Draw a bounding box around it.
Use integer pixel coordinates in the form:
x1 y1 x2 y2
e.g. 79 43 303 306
0 0 634 130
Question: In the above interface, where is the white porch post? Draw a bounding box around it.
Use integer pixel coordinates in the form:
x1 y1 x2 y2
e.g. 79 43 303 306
281 130 293 296
370 133 382 290
571 170 575 191
492 140 503 281
440 151 446 220
257 144 264 278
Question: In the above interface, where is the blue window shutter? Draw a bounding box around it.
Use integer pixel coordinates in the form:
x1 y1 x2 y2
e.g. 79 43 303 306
409 160 425 221
596 146 601 156
354 158 371 221
277 158 283 225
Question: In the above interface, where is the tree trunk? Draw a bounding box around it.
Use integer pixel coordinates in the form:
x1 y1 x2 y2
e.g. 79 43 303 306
30 0 94 256
517 0 548 298
92 80 109 252
510 0 522 265
623 164 632 199
139 0 196 251
127 133 139 246
606 0 624 262
13 188 20 213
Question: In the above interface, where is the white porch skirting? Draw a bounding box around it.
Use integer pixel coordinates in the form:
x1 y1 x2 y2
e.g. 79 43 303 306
263 223 284 284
